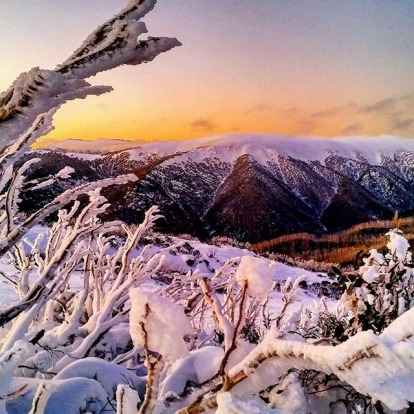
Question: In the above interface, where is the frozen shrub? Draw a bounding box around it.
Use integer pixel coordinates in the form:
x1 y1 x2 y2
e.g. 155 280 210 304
341 229 414 334
210 236 248 249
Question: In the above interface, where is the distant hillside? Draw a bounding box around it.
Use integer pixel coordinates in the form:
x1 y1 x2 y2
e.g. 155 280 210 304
23 133 414 242
253 217 414 266
45 138 145 153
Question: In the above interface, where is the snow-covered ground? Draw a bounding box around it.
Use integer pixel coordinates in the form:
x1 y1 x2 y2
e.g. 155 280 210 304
0 223 345 414
0 226 335 312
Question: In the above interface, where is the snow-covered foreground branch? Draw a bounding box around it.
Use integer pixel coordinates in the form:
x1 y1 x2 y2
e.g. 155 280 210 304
0 0 180 155
0 1 183 412
1 212 414 413
175 307 414 413
227 306 414 411
0 0 180 330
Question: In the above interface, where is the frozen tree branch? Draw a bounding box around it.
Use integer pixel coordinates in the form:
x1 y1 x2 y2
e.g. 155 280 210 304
0 174 138 258
0 0 184 411
0 0 181 152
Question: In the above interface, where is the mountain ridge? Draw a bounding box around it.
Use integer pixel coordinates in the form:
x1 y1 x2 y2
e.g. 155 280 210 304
24 133 414 242
47 133 414 161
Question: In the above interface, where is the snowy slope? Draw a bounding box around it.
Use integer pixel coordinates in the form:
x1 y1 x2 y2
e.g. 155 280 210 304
0 228 336 311
50 133 414 164
26 133 414 242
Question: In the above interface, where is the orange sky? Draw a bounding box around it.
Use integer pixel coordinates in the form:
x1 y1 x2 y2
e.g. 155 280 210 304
1 1 414 147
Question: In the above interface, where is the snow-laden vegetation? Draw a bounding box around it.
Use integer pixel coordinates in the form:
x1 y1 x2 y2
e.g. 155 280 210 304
1 1 414 413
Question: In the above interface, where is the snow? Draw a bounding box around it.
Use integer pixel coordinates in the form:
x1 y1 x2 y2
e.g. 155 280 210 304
1 223 414 413
228 307 414 411
235 255 274 298
2 0 414 408
7 377 112 414
53 357 146 399
3 60 414 410
216 392 281 414
0 222 340 412
159 346 224 396
267 372 310 413
0 226 330 309
67 133 414 167
116 384 141 414
360 248 386 283
129 289 193 363
386 229 410 261
45 138 143 154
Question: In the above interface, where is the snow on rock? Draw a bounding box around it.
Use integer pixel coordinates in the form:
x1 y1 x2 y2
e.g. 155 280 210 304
235 256 275 298
160 346 224 396
53 357 146 399
129 289 193 362
7 377 112 414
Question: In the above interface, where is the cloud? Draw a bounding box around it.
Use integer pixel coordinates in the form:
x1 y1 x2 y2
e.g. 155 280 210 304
278 106 300 117
391 117 413 132
268 92 414 137
248 102 273 112
244 102 273 114
359 97 397 114
94 102 109 110
400 93 414 102
293 119 316 135
190 118 216 132
312 102 357 118
340 122 363 135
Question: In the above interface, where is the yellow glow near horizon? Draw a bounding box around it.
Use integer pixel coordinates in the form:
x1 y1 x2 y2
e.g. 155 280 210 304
3 1 413 149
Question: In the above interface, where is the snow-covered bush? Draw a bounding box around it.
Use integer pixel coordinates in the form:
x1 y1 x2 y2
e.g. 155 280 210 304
341 228 414 335
210 236 250 249
122 231 413 414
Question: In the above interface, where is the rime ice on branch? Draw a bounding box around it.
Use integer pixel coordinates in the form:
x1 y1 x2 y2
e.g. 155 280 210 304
0 1 181 410
0 0 181 157
0 0 181 273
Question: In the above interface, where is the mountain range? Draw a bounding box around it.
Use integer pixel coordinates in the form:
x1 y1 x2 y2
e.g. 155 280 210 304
24 134 414 242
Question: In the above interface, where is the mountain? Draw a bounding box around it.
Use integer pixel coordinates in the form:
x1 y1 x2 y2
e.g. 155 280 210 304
23 134 414 242
205 154 320 240
45 138 145 153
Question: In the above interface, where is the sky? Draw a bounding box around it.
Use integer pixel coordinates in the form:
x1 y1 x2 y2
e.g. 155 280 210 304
0 0 414 146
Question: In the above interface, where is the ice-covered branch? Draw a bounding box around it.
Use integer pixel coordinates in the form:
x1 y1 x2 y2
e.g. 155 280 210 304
0 70 112 153
0 0 181 152
0 1 186 412
217 307 414 412
0 177 138 330
0 174 138 259
199 278 235 352
60 0 158 69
